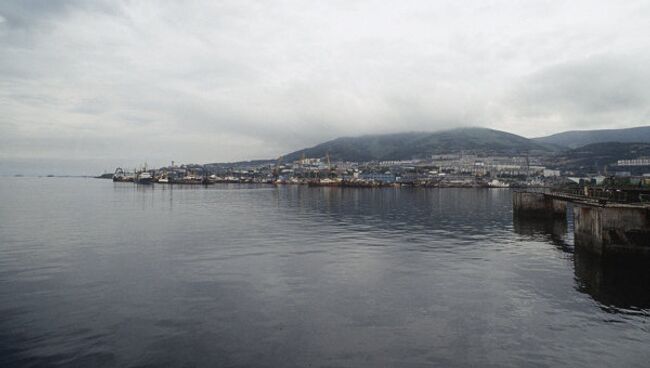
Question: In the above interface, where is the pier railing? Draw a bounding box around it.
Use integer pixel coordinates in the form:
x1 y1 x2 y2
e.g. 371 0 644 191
516 187 650 205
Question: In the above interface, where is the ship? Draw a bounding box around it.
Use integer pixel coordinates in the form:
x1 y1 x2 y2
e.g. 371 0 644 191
135 171 153 184
113 168 134 182
157 173 170 183
488 179 510 188
308 178 342 187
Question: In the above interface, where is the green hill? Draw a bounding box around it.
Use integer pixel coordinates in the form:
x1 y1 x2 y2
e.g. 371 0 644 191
534 126 650 148
283 127 557 162
551 142 650 174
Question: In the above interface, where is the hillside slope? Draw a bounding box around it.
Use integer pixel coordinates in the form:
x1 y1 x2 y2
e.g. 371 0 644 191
534 126 650 148
283 128 557 162
550 142 650 173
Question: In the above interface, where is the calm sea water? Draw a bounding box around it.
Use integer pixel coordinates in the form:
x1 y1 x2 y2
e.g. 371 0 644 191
1 177 649 367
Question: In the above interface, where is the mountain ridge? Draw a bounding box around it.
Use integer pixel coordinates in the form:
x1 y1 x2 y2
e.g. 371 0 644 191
550 142 650 174
282 127 557 162
533 126 650 148
206 125 650 166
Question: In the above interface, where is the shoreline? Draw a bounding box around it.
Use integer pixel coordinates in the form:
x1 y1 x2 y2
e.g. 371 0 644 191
109 180 548 189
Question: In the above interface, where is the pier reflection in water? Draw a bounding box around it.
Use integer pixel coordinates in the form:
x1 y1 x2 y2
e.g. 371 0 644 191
513 215 571 249
574 249 650 313
513 209 650 314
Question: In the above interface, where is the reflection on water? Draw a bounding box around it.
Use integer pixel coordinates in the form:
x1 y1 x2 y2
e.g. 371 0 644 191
513 215 570 249
513 211 650 314
574 249 650 313
1 178 649 368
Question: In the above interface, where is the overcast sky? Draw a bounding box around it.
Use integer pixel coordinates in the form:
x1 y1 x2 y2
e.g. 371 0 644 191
1 0 649 174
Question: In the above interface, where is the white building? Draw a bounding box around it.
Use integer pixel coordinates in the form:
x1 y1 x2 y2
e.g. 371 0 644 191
543 169 561 177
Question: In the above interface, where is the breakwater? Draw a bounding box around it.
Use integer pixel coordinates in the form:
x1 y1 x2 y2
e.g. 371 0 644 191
513 190 650 254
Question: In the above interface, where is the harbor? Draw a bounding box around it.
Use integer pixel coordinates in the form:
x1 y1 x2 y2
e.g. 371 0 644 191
105 154 568 188
103 147 650 192
109 161 650 256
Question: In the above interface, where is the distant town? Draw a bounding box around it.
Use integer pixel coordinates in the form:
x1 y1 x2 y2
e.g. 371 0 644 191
105 151 650 189
104 126 650 189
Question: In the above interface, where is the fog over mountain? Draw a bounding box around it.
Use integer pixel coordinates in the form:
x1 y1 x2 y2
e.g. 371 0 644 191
534 126 650 149
1 1 649 174
282 128 558 163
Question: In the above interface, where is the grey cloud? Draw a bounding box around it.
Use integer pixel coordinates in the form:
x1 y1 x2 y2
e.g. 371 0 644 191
0 0 74 28
506 55 650 131
1 0 649 174
0 0 117 28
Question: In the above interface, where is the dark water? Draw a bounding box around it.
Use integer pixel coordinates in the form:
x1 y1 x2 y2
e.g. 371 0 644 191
1 177 649 367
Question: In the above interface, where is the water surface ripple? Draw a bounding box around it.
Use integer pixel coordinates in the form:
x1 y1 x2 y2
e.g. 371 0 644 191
0 178 648 367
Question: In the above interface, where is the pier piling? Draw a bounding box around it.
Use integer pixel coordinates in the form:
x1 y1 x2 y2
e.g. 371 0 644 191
513 190 650 254
513 191 567 218
574 204 650 255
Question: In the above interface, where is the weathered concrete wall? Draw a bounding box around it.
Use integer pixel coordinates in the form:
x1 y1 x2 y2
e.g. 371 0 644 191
512 192 566 218
601 206 650 253
513 191 650 254
513 192 549 216
574 204 650 254
574 205 604 254
551 199 567 217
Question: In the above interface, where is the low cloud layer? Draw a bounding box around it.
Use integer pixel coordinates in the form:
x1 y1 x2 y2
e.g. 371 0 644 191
1 0 649 174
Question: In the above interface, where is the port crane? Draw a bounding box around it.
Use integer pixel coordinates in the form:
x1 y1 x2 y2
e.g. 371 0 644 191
274 155 283 179
326 152 333 178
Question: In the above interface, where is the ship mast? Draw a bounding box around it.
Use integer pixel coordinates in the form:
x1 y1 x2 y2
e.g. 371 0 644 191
326 152 332 178
274 155 283 179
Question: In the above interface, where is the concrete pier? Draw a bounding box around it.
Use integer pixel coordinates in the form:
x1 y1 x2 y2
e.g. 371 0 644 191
551 199 567 217
513 191 546 216
513 190 650 255
512 191 567 218
574 204 650 255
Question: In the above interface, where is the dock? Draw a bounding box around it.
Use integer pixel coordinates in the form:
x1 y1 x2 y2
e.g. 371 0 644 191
513 189 650 254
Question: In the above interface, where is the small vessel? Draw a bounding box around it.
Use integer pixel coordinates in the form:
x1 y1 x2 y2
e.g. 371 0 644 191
206 174 223 184
157 171 170 183
489 179 509 188
181 175 203 184
113 168 134 182
136 171 153 184
308 178 342 187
